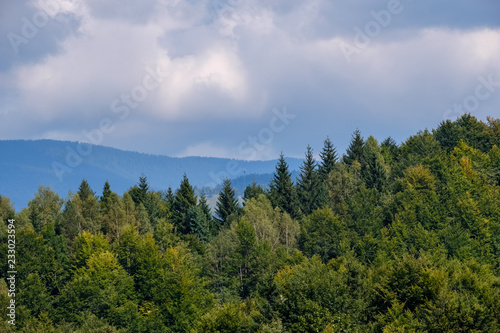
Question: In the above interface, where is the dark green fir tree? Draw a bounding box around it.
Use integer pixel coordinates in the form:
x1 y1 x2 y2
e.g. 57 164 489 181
297 146 327 215
318 137 338 180
269 153 301 219
100 181 112 211
343 129 365 165
77 179 95 199
172 174 197 234
215 179 240 227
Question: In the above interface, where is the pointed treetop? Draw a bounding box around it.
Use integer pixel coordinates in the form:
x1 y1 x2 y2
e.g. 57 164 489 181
78 179 95 199
243 179 266 202
343 129 365 165
165 186 175 209
319 137 338 179
171 173 197 233
139 174 149 193
177 174 196 205
100 181 112 205
270 153 301 219
215 178 239 226
297 146 328 215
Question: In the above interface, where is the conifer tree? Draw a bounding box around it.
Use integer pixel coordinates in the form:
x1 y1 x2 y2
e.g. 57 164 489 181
130 174 149 206
128 175 165 227
243 180 266 202
358 136 387 191
165 186 175 211
100 181 112 211
135 203 152 235
172 174 197 234
215 179 240 227
297 146 327 215
343 129 365 165
269 153 301 219
318 137 338 180
75 180 100 231
101 192 127 243
198 192 213 224
187 206 211 242
381 137 399 164
77 179 95 199
138 174 149 194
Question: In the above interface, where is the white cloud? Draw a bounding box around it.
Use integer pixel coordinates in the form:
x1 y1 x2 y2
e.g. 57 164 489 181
1 0 499 158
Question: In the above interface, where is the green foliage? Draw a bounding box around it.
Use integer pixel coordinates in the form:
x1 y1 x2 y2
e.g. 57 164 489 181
215 179 240 227
28 186 63 232
0 195 15 222
57 251 137 327
77 179 96 200
129 175 167 228
193 301 259 333
318 136 338 180
150 246 214 332
299 207 348 262
99 180 112 210
434 114 494 153
243 195 300 252
5 114 500 332
274 255 370 332
101 192 128 242
269 153 301 219
325 161 363 215
296 145 328 215
360 136 388 191
153 218 180 252
72 231 109 268
172 174 197 234
187 205 211 242
395 130 442 177
343 129 364 165
243 180 266 202
381 137 399 164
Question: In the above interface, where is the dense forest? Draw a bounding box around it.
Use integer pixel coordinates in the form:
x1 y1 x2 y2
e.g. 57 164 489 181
1 114 500 332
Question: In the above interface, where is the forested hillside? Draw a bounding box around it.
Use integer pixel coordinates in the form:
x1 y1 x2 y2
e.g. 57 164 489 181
1 114 500 332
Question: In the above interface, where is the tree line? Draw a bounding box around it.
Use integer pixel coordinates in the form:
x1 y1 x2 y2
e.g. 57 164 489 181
1 114 500 332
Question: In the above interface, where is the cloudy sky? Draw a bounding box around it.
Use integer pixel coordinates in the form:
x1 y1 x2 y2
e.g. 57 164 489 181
1 0 499 160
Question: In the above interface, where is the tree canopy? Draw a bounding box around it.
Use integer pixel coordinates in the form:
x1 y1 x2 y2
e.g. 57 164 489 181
1 114 500 332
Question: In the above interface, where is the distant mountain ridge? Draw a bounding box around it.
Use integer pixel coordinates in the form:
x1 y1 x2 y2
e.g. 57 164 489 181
0 140 303 210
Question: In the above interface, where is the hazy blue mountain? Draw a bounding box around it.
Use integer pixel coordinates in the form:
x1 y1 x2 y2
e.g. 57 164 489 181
0 140 303 210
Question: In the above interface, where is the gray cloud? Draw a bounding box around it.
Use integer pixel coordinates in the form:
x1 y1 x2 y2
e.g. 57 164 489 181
1 0 499 161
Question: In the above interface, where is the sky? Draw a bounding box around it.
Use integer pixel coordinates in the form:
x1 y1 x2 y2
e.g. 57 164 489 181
1 0 499 161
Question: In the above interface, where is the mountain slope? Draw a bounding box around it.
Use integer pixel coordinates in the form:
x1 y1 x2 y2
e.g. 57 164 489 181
0 140 303 210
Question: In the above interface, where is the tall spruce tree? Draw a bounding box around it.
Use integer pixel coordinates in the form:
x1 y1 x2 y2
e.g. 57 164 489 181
172 174 197 234
138 174 149 192
343 129 365 165
318 137 338 180
187 206 211 242
100 181 112 211
128 175 164 227
76 180 100 231
129 174 149 207
164 187 175 211
297 146 327 215
77 179 95 199
215 179 240 227
269 153 301 219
